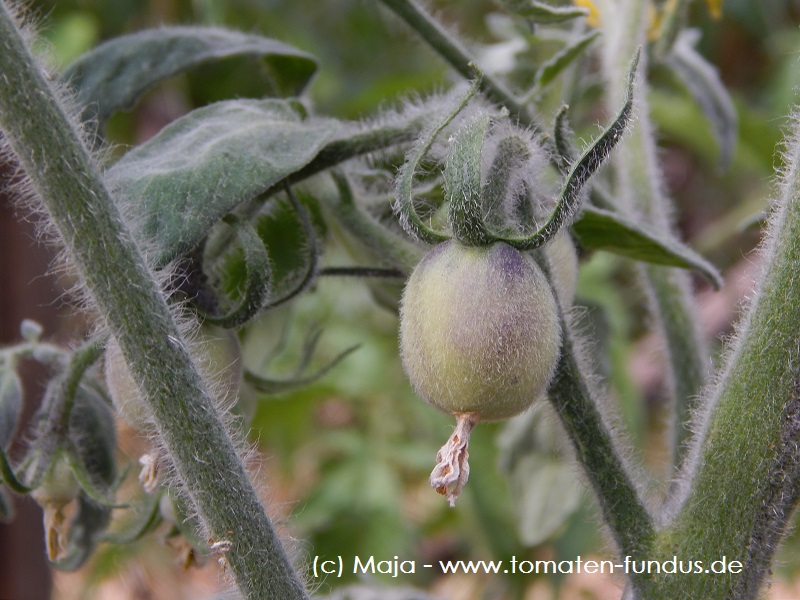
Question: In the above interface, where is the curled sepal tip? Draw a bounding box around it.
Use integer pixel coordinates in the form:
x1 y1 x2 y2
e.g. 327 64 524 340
504 48 640 251
430 413 477 507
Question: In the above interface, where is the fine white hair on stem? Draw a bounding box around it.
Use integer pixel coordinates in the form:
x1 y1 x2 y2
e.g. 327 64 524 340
662 110 800 522
2 4 313 588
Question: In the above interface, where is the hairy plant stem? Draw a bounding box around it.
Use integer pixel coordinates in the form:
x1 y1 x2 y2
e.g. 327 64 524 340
0 5 306 598
377 0 536 127
602 0 708 474
547 312 655 593
649 115 800 599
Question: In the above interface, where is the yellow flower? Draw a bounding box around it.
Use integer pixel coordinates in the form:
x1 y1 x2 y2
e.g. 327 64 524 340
574 0 601 28
706 0 723 18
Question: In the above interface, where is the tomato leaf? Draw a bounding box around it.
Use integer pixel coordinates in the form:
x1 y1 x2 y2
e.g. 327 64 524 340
62 26 318 125
573 205 723 288
105 99 340 266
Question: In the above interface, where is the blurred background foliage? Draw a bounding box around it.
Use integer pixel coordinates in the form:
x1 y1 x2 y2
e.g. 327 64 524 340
6 0 800 598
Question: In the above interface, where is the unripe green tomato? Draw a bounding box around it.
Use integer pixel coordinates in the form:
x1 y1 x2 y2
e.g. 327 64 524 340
544 230 579 307
400 240 561 421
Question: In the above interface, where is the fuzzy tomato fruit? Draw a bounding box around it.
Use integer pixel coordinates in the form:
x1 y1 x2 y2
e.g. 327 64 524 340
400 240 561 420
399 240 561 505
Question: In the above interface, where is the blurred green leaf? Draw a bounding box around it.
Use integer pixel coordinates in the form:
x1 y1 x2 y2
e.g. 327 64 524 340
62 26 318 124
499 406 582 547
573 206 723 288
498 0 590 23
665 30 737 170
532 30 600 93
508 454 582 546
296 453 412 576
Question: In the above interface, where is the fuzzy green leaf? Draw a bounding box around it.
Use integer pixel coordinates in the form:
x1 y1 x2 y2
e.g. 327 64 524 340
665 30 737 170
499 0 590 22
106 99 340 266
533 30 600 92
0 363 22 451
62 26 318 125
574 206 722 288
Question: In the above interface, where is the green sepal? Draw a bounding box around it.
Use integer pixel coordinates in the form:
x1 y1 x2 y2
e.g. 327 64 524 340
498 0 590 23
106 99 339 266
0 359 23 451
664 30 737 170
552 104 577 173
203 215 273 328
574 205 723 288
27 338 106 488
0 447 30 493
502 50 640 250
62 26 318 127
445 112 495 246
482 134 532 234
395 80 481 244
220 187 323 310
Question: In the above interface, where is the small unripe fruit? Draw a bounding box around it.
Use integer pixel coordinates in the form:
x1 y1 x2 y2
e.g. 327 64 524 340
399 240 561 505
400 240 561 420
